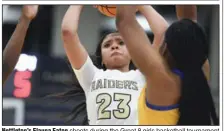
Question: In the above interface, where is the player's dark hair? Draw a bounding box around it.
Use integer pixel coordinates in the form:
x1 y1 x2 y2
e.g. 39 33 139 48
165 19 218 125
46 62 88 125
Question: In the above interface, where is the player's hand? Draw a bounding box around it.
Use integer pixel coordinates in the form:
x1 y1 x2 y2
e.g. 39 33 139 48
116 5 138 15
136 5 143 10
21 5 39 21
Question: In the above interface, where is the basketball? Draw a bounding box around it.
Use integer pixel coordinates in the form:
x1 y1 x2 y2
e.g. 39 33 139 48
95 5 117 17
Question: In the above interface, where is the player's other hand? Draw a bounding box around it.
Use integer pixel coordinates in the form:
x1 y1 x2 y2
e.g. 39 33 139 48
22 5 39 21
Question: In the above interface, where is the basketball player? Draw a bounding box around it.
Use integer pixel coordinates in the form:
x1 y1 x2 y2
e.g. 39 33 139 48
116 5 218 125
3 5 39 84
60 5 168 125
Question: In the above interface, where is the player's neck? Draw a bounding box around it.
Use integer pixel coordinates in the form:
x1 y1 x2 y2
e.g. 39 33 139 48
109 65 130 72
117 66 129 72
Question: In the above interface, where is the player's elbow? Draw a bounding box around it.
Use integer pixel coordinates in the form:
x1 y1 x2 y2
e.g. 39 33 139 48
158 24 168 35
61 25 77 42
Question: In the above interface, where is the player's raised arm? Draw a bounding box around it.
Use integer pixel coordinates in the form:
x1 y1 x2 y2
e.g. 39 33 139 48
116 6 179 106
61 5 88 69
137 5 169 50
176 5 197 22
61 5 98 92
116 6 161 76
176 5 210 81
3 5 38 84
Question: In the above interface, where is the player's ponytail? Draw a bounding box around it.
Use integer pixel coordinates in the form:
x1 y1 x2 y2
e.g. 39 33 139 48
46 59 88 125
47 76 89 125
165 19 218 125
177 70 218 125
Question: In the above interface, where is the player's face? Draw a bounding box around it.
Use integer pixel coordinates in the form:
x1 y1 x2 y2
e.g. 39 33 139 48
101 33 131 69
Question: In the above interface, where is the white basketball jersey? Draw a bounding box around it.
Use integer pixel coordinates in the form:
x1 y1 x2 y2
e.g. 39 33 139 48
73 56 146 125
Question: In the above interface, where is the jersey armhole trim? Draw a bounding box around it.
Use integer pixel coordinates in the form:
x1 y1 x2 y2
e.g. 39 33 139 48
172 69 184 79
145 99 179 111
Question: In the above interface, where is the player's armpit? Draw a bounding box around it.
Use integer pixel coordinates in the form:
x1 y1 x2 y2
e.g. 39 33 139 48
145 69 181 107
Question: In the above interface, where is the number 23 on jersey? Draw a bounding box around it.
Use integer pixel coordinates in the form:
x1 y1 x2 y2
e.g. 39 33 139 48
96 93 131 120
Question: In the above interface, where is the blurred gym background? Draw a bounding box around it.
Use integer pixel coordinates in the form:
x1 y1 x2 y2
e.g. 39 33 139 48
2 5 220 125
